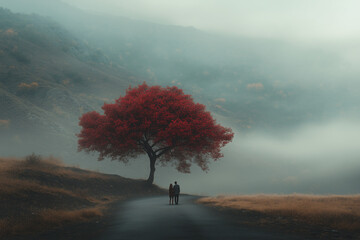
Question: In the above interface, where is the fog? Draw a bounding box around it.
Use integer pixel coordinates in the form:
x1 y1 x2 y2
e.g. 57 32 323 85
63 0 360 42
0 0 359 195
83 117 360 195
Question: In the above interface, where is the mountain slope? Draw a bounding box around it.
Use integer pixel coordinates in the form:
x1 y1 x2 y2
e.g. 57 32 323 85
0 8 139 157
1 0 359 132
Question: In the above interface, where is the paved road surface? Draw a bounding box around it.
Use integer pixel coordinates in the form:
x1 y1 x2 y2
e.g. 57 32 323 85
98 195 308 240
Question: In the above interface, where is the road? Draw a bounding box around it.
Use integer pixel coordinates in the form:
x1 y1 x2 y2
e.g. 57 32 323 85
98 195 308 240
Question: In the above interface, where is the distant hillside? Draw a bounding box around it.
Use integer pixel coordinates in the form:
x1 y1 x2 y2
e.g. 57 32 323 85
0 8 139 157
1 0 359 132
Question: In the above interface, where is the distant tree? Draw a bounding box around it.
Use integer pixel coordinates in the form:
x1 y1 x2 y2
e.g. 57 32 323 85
77 83 234 184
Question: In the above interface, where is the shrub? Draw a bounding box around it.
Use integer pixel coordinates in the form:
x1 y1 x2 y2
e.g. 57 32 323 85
25 153 42 165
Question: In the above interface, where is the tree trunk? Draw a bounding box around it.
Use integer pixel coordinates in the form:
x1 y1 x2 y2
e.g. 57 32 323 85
146 157 156 185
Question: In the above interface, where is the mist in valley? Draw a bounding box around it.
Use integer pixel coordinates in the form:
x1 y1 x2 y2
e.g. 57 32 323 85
0 0 359 195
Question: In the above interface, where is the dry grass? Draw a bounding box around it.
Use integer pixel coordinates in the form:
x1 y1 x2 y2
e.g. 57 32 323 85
0 157 96 200
198 194 360 231
0 207 104 236
40 206 104 225
0 175 83 198
0 156 109 237
0 155 111 181
0 155 164 238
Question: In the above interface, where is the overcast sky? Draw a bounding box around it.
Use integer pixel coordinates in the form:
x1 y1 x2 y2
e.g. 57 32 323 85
62 0 360 42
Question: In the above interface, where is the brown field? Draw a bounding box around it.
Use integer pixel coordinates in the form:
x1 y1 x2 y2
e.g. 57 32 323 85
198 195 360 238
0 155 164 238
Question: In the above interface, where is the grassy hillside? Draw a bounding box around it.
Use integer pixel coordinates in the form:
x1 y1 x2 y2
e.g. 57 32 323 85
0 155 164 238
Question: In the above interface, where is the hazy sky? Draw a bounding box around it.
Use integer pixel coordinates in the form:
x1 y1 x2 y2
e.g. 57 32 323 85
63 0 360 42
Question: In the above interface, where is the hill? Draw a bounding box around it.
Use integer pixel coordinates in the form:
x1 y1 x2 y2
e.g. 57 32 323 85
0 155 164 239
2 0 359 131
0 8 139 158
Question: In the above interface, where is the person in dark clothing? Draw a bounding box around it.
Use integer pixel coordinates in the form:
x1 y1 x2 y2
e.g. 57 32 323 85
173 181 180 205
169 183 174 205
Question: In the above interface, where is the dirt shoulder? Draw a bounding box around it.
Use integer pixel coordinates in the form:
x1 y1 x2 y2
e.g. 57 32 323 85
197 195 360 240
0 155 165 240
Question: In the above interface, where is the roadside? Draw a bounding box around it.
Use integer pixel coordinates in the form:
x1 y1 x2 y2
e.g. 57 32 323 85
0 155 165 240
197 195 360 240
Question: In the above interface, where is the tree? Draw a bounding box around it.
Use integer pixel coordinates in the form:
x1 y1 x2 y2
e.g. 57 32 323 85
78 83 234 184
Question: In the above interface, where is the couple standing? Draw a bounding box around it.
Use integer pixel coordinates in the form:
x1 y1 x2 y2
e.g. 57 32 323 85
169 181 180 205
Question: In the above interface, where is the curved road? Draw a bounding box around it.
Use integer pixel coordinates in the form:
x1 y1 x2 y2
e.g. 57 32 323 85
99 195 307 240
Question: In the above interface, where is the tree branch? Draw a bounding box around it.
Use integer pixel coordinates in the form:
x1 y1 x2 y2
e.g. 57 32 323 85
156 146 174 158
151 139 166 148
154 146 172 153
139 138 156 159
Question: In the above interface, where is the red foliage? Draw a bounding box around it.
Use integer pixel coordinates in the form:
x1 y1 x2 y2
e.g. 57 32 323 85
78 83 234 181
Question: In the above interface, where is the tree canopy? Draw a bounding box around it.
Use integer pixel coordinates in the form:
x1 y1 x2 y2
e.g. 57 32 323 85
78 83 234 184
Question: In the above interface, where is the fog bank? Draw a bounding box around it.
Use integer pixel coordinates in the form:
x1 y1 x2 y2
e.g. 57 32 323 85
91 118 360 195
63 0 360 42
